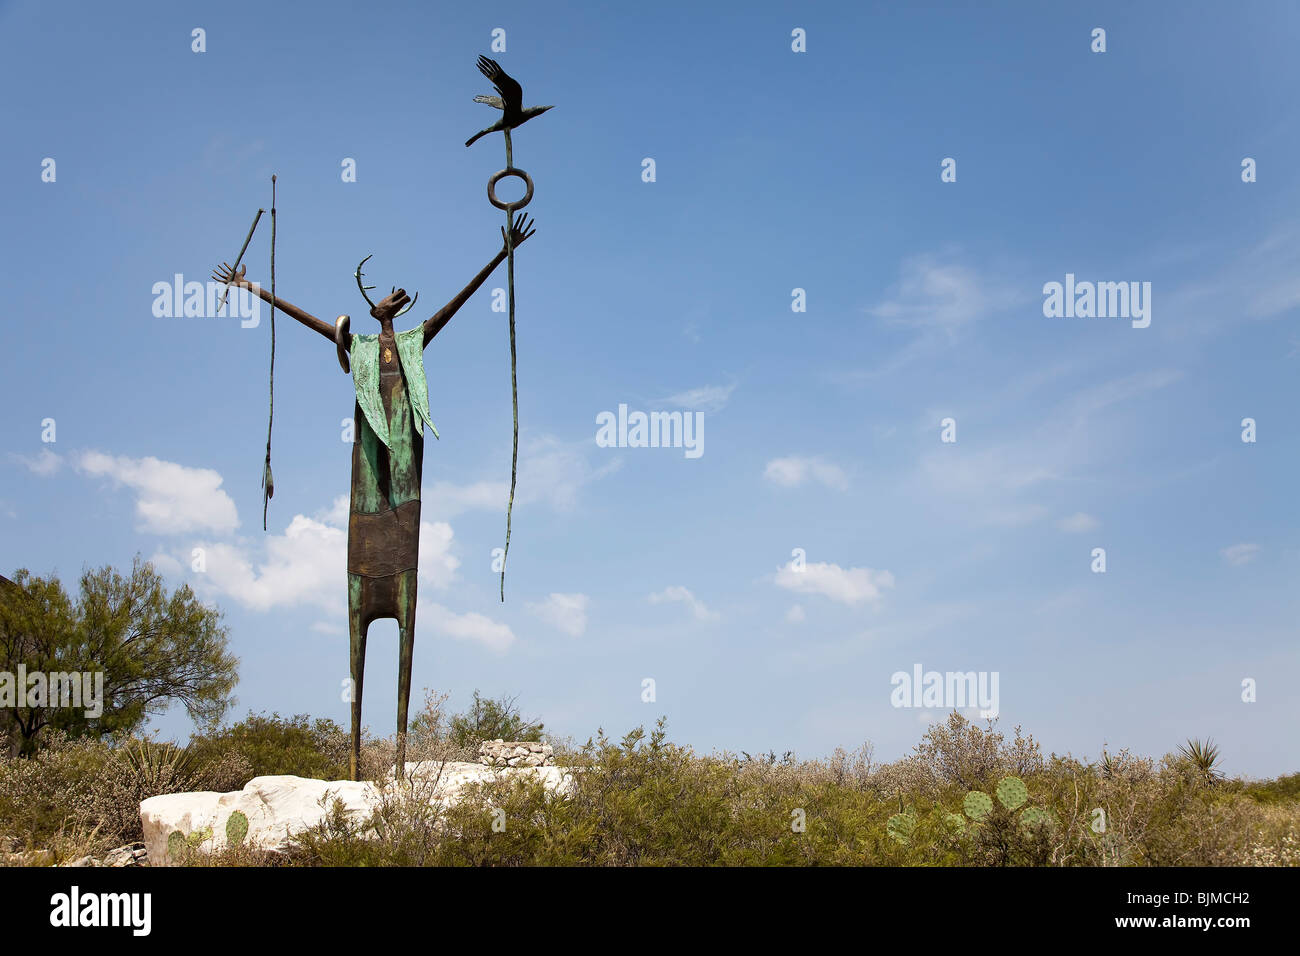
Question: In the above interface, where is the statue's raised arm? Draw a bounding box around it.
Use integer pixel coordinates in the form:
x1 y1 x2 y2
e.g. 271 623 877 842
211 262 336 343
422 213 535 348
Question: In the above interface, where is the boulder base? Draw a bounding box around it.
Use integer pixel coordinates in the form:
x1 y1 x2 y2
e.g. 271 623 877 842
139 761 571 865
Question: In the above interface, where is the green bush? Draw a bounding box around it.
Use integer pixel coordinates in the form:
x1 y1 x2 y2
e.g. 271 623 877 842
187 712 349 782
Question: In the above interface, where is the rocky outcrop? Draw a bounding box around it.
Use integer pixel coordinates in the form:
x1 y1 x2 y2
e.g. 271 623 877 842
139 760 572 865
478 739 554 767
59 843 149 868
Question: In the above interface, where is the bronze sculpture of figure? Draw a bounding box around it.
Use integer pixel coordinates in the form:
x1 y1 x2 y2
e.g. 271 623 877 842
210 56 550 782
212 212 536 780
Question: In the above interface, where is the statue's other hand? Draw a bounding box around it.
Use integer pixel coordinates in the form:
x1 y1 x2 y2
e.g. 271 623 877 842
501 213 536 250
211 262 249 287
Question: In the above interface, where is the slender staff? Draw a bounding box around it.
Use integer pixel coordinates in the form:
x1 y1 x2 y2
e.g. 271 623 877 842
466 55 550 601
217 207 263 313
499 130 519 602
262 175 277 530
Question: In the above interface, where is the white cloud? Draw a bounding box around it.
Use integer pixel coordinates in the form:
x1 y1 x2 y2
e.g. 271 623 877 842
11 449 62 477
58 449 515 652
192 514 346 614
527 592 590 637
77 451 238 535
418 521 461 589
774 560 894 607
1221 543 1260 566
763 456 849 491
1058 512 1099 533
868 253 1025 333
648 585 718 621
179 505 457 617
315 495 350 528
659 383 736 413
419 600 515 654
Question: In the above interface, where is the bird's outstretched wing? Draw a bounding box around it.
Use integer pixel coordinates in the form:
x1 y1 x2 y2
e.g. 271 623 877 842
473 94 505 109
477 55 522 108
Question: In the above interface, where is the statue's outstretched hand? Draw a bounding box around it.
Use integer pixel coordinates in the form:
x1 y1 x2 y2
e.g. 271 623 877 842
501 213 536 250
211 262 250 288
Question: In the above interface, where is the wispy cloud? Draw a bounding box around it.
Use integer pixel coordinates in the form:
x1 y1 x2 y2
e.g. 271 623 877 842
10 448 62 477
763 456 849 491
1221 543 1260 566
527 592 590 637
1057 512 1099 533
648 585 718 621
424 435 621 519
867 252 1026 335
659 383 735 413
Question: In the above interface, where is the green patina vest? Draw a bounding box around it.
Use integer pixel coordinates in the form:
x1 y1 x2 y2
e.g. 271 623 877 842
346 328 437 581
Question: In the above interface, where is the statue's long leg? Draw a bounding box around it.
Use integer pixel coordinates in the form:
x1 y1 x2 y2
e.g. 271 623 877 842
348 574 367 781
395 570 417 780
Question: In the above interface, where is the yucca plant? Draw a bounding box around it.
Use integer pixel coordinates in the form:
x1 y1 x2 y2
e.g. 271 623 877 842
1177 737 1223 784
1100 751 1118 780
122 738 200 791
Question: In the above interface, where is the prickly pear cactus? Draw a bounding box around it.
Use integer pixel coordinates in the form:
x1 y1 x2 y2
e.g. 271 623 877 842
166 826 212 863
996 776 1029 811
943 811 967 833
226 810 249 846
887 810 917 845
1019 805 1054 831
963 790 994 821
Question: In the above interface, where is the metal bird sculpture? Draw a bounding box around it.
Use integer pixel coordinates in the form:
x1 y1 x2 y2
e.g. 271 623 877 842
465 55 553 147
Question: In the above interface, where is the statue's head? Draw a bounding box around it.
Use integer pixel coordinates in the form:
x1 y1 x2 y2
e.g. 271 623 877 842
355 255 417 323
370 287 411 322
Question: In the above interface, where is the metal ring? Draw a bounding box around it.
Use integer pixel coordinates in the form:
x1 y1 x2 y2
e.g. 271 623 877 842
487 168 534 211
335 315 351 374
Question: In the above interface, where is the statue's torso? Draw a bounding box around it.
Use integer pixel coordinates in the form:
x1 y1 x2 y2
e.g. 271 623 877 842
347 328 424 585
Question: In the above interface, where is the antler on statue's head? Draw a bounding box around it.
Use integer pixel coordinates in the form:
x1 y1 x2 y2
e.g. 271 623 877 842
355 255 419 320
354 254 378 309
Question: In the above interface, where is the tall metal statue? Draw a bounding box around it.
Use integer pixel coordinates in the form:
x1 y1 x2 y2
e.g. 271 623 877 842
212 56 549 781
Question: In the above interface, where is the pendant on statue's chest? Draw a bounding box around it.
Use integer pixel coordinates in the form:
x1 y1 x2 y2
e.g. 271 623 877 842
383 347 393 364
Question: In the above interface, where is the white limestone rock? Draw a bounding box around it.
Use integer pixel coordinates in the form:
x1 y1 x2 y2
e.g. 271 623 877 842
139 760 572 865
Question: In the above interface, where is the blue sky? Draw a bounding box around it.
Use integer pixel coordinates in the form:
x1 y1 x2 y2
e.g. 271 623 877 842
2 0 1297 777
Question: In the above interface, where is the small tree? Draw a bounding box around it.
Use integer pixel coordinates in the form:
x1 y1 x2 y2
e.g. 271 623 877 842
448 690 543 747
0 558 239 754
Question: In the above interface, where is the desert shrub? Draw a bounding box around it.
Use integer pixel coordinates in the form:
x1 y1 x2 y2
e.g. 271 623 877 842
291 720 904 867
1242 772 1300 805
870 711 1044 800
0 732 253 852
187 712 349 781
0 731 110 852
